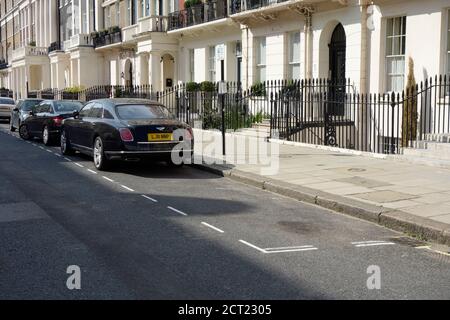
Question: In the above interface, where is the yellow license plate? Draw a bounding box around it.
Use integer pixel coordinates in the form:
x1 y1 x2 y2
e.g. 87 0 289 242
148 133 173 141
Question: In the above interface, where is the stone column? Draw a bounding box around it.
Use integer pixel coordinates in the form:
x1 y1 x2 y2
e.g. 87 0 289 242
360 0 371 94
149 51 161 91
301 6 314 79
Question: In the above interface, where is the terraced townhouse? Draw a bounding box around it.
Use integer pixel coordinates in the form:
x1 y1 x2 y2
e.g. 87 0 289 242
0 0 448 100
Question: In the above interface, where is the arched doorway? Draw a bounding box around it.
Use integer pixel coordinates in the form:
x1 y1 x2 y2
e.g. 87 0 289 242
161 54 175 90
329 23 346 84
124 59 133 87
328 23 346 117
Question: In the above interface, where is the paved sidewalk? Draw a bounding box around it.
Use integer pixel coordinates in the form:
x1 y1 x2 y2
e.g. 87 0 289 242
193 129 450 245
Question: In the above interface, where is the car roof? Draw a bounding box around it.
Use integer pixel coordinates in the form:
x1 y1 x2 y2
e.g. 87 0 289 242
92 98 161 107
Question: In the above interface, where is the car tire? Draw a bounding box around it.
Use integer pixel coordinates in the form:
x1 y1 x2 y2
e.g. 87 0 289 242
60 129 74 155
19 124 32 140
42 126 53 146
93 136 109 171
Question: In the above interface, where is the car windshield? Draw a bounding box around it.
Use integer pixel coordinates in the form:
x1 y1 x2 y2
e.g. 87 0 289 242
0 98 14 105
21 100 43 111
116 104 172 120
54 101 83 113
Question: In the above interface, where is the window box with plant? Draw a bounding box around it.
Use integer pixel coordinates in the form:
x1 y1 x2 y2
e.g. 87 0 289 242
185 0 203 25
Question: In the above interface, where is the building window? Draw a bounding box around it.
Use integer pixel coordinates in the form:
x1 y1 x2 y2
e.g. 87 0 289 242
256 37 266 83
189 49 195 81
289 32 301 80
104 6 111 29
385 16 406 92
209 46 216 81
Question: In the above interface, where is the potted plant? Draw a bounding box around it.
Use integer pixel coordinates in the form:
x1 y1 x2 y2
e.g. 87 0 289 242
63 86 83 100
185 0 202 24
90 31 99 39
28 41 36 47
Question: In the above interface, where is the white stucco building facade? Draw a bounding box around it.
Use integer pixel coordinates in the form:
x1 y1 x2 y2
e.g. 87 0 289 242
0 0 449 99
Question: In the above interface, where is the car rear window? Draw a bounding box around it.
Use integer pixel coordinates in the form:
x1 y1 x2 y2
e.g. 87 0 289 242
116 104 172 120
0 98 14 105
21 100 43 111
54 101 83 113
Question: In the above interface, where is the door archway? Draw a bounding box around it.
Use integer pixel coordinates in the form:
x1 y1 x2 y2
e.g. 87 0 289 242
329 23 346 84
124 59 133 87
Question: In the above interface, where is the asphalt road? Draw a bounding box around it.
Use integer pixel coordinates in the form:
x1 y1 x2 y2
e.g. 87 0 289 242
0 121 449 300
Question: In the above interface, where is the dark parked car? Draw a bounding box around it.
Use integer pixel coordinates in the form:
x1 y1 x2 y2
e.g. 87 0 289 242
60 99 194 170
19 100 84 145
10 98 44 132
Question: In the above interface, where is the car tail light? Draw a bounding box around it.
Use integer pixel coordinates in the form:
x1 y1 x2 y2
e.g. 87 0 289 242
52 116 63 126
119 128 134 142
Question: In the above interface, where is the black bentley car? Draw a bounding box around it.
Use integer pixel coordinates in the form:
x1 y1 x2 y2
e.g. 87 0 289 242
60 99 194 170
19 100 84 145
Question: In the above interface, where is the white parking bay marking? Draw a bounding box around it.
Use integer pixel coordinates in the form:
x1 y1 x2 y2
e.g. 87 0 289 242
239 240 318 254
352 241 395 247
74 163 84 168
141 195 158 203
239 240 267 254
64 157 72 162
102 176 114 183
201 222 224 233
87 169 97 175
167 206 188 216
120 185 135 192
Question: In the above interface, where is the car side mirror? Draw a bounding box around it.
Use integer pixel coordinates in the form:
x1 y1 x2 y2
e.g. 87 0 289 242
72 110 79 118
28 110 34 116
13 107 19 112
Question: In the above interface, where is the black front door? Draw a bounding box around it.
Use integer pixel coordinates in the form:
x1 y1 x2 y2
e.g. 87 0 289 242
329 23 346 116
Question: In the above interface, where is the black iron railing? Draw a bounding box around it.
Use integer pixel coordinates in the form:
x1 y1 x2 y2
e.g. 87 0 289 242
93 31 122 48
49 74 450 156
230 0 289 14
48 42 61 54
168 0 228 31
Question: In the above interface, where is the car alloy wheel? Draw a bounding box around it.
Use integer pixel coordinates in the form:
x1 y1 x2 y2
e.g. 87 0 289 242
93 137 108 170
43 126 50 145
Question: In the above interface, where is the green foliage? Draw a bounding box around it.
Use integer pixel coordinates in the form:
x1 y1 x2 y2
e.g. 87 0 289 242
402 57 418 147
64 86 84 93
28 41 36 47
90 31 100 38
185 0 201 8
185 82 200 92
109 26 121 34
114 86 123 98
200 81 216 92
250 82 266 97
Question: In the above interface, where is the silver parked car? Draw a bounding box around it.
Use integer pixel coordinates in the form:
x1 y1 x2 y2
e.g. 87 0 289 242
0 97 15 122
10 98 44 132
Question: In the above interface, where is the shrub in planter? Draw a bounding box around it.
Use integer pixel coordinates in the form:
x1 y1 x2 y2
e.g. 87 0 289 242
185 82 200 92
200 81 216 92
109 26 121 34
250 82 266 97
90 31 100 39
28 41 36 47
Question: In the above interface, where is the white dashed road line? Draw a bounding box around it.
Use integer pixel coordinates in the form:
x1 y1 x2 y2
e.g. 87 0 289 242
74 163 84 168
120 185 135 192
141 195 158 203
87 169 97 175
201 222 224 233
64 157 72 162
102 176 114 183
167 206 188 216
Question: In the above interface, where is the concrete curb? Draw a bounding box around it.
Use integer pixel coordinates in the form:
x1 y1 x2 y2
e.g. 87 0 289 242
193 163 450 246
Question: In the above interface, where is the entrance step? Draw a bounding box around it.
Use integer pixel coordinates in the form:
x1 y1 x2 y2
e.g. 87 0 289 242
403 140 450 161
